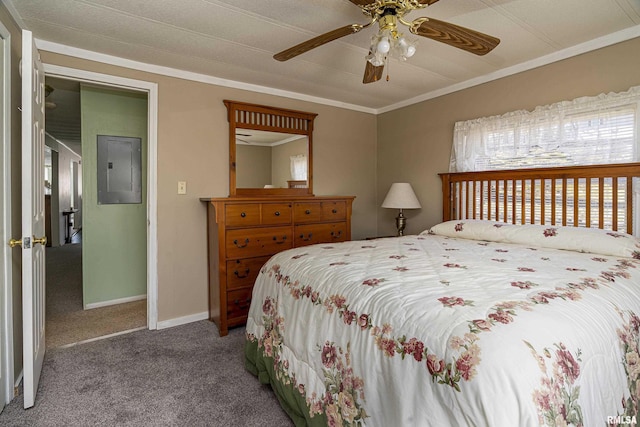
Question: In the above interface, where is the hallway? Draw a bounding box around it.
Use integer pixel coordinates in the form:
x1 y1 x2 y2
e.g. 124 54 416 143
46 237 146 349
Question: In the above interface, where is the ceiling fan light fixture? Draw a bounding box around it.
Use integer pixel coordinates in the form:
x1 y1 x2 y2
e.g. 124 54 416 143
367 28 417 67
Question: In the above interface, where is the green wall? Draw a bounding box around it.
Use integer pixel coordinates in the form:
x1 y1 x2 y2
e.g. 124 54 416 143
81 85 147 306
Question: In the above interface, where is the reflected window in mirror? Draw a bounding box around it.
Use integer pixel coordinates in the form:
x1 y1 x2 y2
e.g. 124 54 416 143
290 154 307 184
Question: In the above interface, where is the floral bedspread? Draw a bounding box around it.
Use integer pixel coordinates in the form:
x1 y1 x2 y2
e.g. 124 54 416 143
245 228 640 426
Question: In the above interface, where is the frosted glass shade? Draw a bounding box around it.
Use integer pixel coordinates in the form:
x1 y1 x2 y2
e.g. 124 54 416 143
381 183 421 209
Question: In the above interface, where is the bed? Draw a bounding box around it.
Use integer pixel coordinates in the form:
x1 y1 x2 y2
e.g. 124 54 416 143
244 163 640 426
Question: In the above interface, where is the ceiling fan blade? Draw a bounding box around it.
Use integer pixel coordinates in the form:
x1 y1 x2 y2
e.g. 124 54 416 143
363 60 384 84
417 0 440 4
409 17 500 56
274 24 365 61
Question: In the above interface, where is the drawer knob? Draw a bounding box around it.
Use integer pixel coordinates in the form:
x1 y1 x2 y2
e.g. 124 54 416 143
234 268 250 278
331 231 342 238
234 297 251 310
305 209 311 215
240 212 246 218
272 236 287 244
332 209 337 214
275 211 280 216
233 238 249 248
300 233 313 241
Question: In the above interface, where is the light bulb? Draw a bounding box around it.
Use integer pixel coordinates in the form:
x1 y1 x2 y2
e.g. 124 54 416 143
377 38 390 54
405 45 416 58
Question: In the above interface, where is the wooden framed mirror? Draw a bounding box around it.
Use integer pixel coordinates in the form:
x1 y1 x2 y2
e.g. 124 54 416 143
224 100 317 197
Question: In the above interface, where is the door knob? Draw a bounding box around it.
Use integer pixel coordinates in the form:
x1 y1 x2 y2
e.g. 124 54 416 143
8 238 22 248
32 236 47 246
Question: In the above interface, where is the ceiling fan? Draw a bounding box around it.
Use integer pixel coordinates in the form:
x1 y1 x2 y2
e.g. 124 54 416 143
273 0 500 84
236 132 253 145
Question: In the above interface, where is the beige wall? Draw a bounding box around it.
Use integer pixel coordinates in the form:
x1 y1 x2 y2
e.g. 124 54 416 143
39 51 378 324
236 145 271 188
377 36 640 237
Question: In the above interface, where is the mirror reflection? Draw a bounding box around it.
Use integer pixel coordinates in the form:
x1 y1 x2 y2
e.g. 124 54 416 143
235 129 308 189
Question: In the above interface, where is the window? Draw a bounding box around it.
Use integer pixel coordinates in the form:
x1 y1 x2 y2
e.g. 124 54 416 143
290 154 307 181
450 86 640 173
449 86 640 231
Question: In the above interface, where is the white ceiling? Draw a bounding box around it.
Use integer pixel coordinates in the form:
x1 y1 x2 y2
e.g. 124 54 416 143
7 0 640 115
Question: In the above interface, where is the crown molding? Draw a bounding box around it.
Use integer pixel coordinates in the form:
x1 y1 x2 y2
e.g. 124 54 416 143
34 39 378 115
1 0 26 30
32 23 640 115
377 25 640 114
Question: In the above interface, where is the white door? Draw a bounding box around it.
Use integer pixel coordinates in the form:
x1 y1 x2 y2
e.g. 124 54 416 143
21 29 46 409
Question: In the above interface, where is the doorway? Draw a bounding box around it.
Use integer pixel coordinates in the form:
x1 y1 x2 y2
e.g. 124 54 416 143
44 77 150 348
43 65 159 332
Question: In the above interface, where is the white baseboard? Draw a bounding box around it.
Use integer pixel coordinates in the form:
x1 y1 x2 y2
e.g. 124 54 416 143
84 294 147 310
156 311 208 330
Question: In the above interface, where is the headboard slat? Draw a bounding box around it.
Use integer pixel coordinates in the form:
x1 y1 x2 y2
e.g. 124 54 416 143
613 178 619 231
585 179 591 228
598 178 604 229
573 179 579 228
627 177 633 235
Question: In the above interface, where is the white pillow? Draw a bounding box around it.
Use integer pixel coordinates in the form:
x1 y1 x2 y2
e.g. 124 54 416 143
425 220 640 259
426 219 508 241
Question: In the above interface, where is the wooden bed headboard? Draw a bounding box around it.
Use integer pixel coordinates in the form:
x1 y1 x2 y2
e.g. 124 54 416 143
439 163 640 234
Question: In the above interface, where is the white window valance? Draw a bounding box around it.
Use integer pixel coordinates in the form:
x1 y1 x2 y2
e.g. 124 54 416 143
450 86 640 172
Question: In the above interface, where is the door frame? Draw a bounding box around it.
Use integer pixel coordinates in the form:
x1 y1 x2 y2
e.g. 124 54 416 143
0 20 14 406
43 64 159 330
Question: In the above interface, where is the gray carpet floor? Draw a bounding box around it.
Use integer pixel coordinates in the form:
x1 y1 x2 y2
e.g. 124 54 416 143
0 321 294 426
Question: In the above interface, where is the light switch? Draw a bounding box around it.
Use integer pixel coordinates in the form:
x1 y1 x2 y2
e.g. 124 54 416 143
177 181 187 195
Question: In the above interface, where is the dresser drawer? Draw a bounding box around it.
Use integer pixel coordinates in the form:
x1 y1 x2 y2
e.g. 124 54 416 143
294 224 326 247
227 288 253 322
226 226 293 259
295 222 348 246
294 202 323 223
225 204 261 227
322 201 346 221
324 222 348 243
226 256 271 290
262 203 292 225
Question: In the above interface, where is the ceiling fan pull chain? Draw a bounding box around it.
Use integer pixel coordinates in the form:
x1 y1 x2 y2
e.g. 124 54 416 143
386 58 390 82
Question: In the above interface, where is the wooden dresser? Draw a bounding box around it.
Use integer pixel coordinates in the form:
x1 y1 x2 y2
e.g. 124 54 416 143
202 195 355 336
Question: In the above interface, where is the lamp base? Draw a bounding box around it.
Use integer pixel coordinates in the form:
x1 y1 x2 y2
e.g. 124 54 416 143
395 210 406 236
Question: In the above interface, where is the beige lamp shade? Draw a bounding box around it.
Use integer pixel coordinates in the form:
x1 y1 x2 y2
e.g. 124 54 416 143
382 183 421 209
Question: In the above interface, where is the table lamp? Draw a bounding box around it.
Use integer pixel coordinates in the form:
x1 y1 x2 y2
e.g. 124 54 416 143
382 183 421 236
